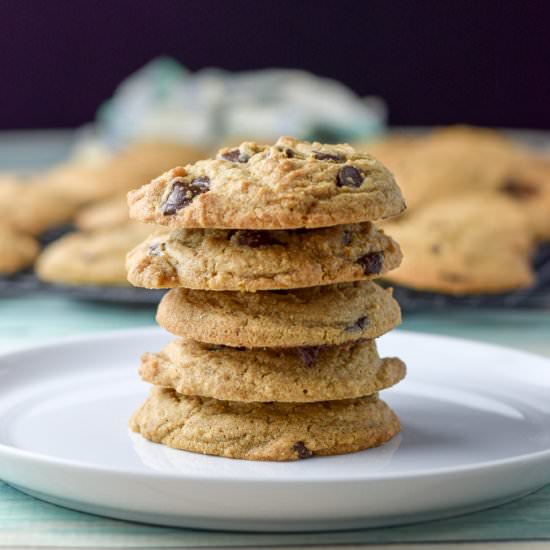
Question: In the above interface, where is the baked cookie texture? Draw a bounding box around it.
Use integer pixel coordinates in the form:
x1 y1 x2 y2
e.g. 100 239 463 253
126 222 402 291
128 136 406 230
36 223 155 286
130 387 400 461
0 224 39 274
383 194 534 294
140 339 406 403
156 281 401 347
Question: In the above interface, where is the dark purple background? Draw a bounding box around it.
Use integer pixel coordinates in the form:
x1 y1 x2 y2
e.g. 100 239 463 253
2 0 550 130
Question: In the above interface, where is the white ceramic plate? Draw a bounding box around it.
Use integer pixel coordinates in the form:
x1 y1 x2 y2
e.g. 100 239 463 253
0 328 549 532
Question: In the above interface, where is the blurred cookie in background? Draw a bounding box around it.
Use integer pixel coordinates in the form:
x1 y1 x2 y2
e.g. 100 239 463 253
0 173 81 235
0 224 39 275
382 194 535 294
500 156 550 240
44 141 206 205
36 223 155 286
75 193 129 231
361 125 550 239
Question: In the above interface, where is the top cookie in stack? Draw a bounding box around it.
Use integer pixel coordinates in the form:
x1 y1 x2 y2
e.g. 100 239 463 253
128 136 407 461
128 136 405 230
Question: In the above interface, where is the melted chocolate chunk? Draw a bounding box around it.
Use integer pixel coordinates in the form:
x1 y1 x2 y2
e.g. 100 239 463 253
431 243 441 255
500 178 539 200
293 441 313 459
237 230 283 248
314 151 346 162
296 346 321 368
356 251 384 275
336 166 364 188
346 315 369 331
161 177 210 215
148 243 163 256
220 149 249 163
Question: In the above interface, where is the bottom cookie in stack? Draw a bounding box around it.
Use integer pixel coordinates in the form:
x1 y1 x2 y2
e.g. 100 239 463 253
131 389 400 461
130 339 405 461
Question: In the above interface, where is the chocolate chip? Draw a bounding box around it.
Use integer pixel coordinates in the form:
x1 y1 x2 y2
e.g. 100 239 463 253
356 251 384 275
336 166 364 188
346 316 369 331
293 441 313 459
296 346 321 368
314 151 346 162
162 177 210 215
236 230 283 248
500 178 539 200
342 230 352 246
220 149 249 163
431 244 441 254
148 243 162 256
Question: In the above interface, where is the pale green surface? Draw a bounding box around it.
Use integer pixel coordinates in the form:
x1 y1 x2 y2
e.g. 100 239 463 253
1 294 550 547
1 481 550 547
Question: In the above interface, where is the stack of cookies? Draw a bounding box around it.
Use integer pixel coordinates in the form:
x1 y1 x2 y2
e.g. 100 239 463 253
126 137 407 461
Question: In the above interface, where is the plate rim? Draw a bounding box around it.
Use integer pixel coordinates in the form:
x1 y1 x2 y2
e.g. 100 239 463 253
1 326 550 484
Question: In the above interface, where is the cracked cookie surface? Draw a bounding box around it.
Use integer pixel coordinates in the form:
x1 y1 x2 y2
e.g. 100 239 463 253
156 281 401 347
126 222 402 291
130 387 400 461
140 338 406 402
128 136 405 230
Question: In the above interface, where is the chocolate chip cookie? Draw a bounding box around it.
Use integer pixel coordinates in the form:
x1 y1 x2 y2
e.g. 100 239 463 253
156 281 401 347
128 136 406 230
0 223 39 274
0 175 80 236
383 193 535 294
45 142 206 205
130 387 400 461
75 194 129 231
140 338 406 402
36 223 155 286
126 222 402 291
369 126 550 240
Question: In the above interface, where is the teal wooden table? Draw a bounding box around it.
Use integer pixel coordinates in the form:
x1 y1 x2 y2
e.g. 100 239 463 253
1 293 550 549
